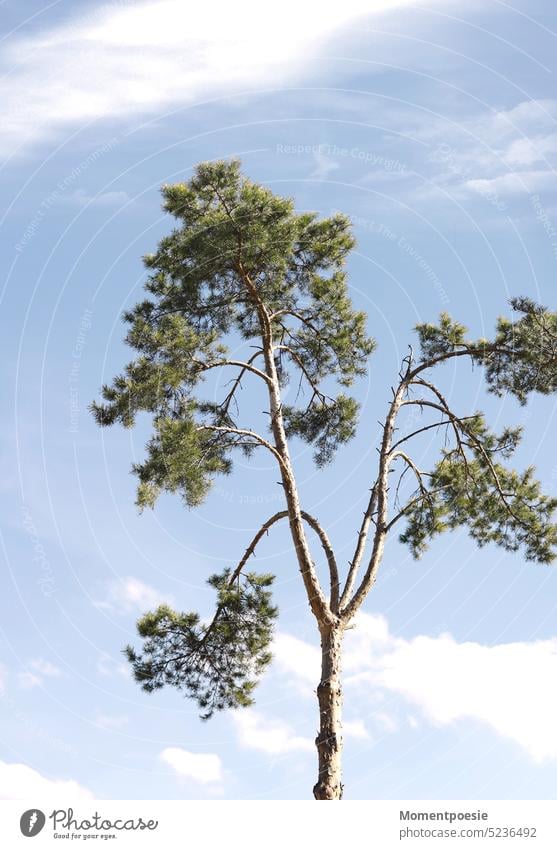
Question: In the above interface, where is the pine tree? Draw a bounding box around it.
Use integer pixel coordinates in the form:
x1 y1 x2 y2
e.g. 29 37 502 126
92 160 557 800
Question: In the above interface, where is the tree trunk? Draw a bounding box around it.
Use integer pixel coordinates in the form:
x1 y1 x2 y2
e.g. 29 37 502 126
313 626 344 800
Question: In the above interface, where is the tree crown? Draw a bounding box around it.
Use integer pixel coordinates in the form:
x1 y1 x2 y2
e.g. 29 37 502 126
92 159 374 509
92 160 557 719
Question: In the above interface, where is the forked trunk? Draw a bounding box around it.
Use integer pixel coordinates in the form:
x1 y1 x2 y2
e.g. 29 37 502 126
313 626 344 800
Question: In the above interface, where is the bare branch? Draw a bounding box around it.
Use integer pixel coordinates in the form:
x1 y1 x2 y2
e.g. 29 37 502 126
402 387 536 535
391 451 431 487
218 351 265 419
222 509 340 613
274 313 343 373
339 484 378 609
385 484 454 532
340 359 490 619
390 415 480 453
301 512 340 614
273 344 330 404
341 384 407 621
229 511 289 584
391 450 436 516
402 397 470 477
196 424 288 470
192 355 271 386
407 343 511 381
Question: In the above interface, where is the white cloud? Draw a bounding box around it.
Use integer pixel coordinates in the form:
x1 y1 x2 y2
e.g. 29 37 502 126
275 614 557 763
419 99 557 202
0 761 93 801
30 659 62 677
309 150 340 181
376 631 557 763
17 659 63 689
343 719 370 740
17 672 42 690
466 171 557 197
273 616 392 689
96 652 130 679
93 713 129 731
160 747 222 785
1 0 449 155
97 576 171 615
495 99 557 131
503 134 557 167
232 710 313 755
273 632 320 687
372 711 398 734
68 189 130 207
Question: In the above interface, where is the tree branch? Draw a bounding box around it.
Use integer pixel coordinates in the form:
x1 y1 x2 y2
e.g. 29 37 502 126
385 484 454 532
340 349 502 619
192 355 271 386
341 383 407 621
218 351 266 419
390 415 479 453
273 344 330 404
196 424 288 470
339 484 377 609
407 343 511 381
301 512 340 614
402 386 537 537
217 509 340 613
235 261 335 626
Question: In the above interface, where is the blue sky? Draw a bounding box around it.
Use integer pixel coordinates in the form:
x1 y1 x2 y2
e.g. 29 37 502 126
2 0 557 801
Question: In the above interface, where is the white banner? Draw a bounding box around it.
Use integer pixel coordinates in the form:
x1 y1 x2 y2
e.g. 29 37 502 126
1 800 556 848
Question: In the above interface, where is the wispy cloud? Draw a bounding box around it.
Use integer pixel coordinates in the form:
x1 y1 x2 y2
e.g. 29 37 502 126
68 189 130 207
17 659 63 690
17 672 42 690
421 99 557 201
96 576 171 615
0 0 450 156
93 713 129 731
309 149 340 181
466 171 557 197
96 652 130 679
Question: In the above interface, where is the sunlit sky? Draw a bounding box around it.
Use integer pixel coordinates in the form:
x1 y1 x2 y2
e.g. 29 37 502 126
2 0 557 800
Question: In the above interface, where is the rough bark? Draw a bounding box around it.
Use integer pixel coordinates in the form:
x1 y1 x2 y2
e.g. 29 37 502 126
313 626 344 800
